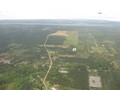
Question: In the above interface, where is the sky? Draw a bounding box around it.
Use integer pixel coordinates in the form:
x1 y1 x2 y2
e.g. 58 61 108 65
0 0 120 21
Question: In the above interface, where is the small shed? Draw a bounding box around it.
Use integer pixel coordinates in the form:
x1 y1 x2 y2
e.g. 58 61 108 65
72 48 77 52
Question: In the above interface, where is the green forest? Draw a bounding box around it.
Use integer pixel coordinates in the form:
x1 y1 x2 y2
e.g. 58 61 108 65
0 22 120 90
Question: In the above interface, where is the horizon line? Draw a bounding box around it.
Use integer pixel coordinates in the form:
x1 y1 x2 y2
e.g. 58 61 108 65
0 18 120 22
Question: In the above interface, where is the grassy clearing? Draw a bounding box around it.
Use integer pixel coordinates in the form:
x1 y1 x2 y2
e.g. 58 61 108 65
64 31 79 46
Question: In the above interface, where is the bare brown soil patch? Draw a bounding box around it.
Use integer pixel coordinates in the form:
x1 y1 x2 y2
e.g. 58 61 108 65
50 31 68 36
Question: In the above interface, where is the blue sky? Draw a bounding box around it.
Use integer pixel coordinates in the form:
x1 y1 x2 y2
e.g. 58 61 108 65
0 0 120 21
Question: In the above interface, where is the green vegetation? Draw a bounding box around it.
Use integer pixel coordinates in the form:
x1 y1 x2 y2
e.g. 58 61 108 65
64 31 78 46
47 36 66 45
0 23 120 90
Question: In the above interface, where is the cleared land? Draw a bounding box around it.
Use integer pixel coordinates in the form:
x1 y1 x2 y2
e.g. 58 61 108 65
50 31 68 36
89 76 102 88
64 31 79 46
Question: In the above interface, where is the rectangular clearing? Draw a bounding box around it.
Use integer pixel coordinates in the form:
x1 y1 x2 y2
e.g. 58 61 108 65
89 76 102 88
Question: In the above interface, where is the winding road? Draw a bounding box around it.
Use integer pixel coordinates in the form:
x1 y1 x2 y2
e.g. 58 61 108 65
43 35 53 90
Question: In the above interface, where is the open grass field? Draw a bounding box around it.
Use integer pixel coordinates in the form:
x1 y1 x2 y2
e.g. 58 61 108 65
64 31 79 46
